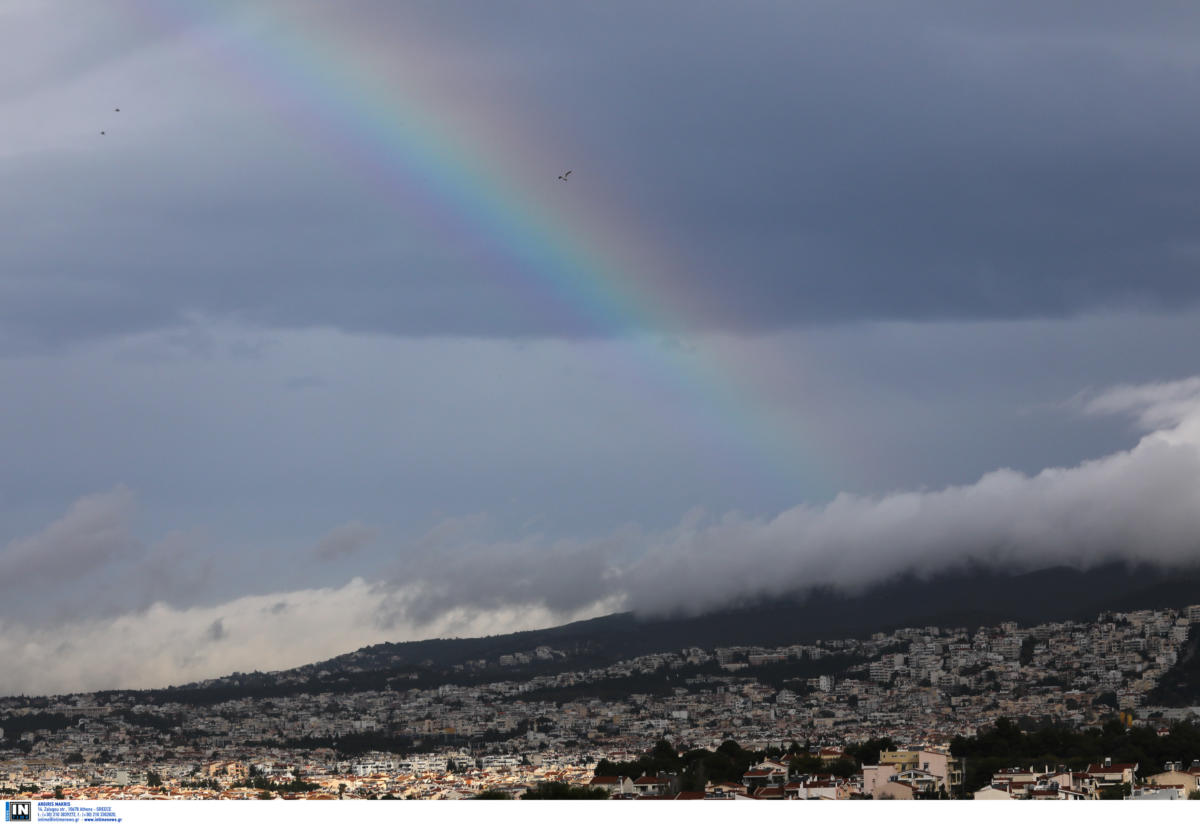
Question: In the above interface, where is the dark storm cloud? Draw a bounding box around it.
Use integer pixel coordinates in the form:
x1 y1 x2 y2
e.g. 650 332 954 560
359 1 1200 330
5 1 1200 348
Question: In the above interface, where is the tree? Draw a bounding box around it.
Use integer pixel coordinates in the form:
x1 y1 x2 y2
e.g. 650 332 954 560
825 758 859 779
522 782 609 800
1019 637 1038 666
716 740 742 758
845 737 895 767
789 754 823 776
646 739 673 758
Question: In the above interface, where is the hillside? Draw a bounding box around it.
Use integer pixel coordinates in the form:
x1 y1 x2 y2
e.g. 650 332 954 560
1150 624 1200 706
114 560 1200 706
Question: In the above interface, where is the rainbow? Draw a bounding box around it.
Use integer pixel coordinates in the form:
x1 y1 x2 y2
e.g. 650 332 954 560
140 2 829 495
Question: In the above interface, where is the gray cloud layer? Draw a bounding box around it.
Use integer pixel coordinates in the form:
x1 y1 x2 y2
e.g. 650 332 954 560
5 2 1200 348
313 521 378 561
0 486 138 588
0 488 213 626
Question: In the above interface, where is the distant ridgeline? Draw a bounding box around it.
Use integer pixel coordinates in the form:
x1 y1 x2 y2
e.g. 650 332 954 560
24 561 1200 706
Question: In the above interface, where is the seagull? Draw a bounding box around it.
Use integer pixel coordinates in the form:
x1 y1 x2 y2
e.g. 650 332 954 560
557 170 572 181
100 130 106 135
114 107 120 112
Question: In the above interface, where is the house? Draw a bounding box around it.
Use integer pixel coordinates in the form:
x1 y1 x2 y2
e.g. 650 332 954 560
862 763 898 796
990 768 1040 797
1144 765 1200 796
781 774 849 800
631 773 678 798
1129 785 1182 800
705 781 746 799
589 775 634 796
879 748 960 790
894 769 941 795
1043 770 1076 791
843 773 865 796
1084 759 1138 787
741 762 787 791
873 779 916 800
973 785 1015 800
752 786 784 800
817 747 846 764
803 780 848 800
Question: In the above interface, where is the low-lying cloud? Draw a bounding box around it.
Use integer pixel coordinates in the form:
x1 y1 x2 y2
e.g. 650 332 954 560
388 376 1200 620
0 580 617 696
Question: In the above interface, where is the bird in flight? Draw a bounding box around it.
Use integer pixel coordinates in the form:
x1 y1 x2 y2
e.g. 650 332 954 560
100 130 106 135
114 107 120 112
557 170 572 181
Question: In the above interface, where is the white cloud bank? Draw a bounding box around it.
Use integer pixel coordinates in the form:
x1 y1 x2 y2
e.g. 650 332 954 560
621 377 1200 613
0 581 618 696
4 376 1200 695
383 377 1200 621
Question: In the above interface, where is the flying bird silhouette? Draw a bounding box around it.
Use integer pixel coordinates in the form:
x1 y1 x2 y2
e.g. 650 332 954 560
557 170 572 181
100 130 106 135
114 107 120 112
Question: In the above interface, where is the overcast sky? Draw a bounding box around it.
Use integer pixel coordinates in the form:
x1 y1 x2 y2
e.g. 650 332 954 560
5 1 1200 694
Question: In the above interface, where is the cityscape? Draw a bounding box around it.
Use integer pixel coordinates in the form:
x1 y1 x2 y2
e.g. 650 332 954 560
10 1 1200 816
3 604 1199 799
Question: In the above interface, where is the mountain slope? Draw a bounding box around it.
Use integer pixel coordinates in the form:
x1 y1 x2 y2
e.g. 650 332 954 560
130 560 1200 706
